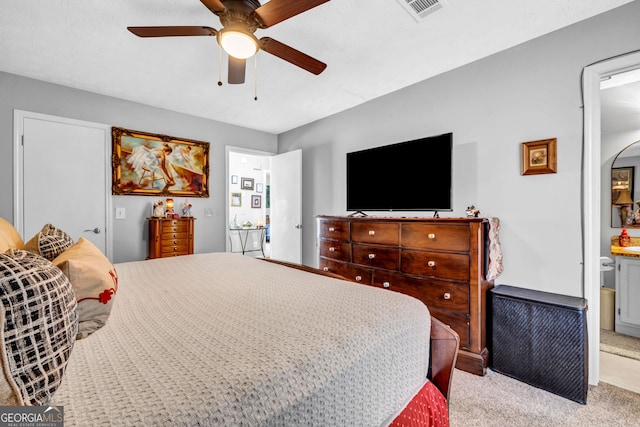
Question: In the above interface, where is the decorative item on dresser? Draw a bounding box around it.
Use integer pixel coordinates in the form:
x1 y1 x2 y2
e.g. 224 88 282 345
147 217 195 259
317 215 494 375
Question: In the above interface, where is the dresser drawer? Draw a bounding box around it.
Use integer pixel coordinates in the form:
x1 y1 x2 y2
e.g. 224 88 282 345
372 271 469 313
162 220 191 234
162 231 189 240
161 236 189 246
352 244 399 270
430 308 471 350
401 249 469 281
401 223 469 252
318 219 350 241
319 239 351 261
351 222 399 245
319 258 372 285
160 242 190 255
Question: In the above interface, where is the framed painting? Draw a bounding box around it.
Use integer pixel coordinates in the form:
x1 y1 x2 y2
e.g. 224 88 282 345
241 177 254 190
521 138 557 175
251 195 261 208
231 192 242 207
111 127 209 197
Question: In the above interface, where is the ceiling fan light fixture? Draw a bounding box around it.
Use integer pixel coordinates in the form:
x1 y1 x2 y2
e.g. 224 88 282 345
218 29 258 59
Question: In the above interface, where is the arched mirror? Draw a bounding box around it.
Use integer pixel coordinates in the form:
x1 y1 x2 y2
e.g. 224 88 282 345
612 140 640 227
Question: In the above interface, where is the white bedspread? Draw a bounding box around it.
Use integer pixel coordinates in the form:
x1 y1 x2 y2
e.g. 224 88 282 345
54 253 430 426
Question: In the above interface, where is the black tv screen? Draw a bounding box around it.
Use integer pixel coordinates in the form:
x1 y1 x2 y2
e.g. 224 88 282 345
346 133 452 212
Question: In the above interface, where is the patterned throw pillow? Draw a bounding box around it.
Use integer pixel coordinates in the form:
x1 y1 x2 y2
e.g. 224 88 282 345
24 223 74 261
0 249 78 406
52 238 118 339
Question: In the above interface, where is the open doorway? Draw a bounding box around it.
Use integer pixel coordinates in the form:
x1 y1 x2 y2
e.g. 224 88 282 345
226 147 272 258
225 147 303 263
583 51 640 387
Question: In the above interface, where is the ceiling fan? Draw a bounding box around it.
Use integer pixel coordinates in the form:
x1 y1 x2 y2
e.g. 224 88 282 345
128 0 329 85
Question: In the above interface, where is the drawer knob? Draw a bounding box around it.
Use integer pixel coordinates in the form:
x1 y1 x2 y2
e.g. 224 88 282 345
368 230 376 236
443 293 451 300
368 253 376 260
428 233 436 239
427 260 436 268
383 281 390 288
329 247 336 252
328 227 335 232
323 267 329 271
355 275 362 282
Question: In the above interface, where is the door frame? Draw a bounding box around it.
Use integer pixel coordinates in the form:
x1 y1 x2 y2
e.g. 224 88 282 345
13 110 113 259
583 51 640 385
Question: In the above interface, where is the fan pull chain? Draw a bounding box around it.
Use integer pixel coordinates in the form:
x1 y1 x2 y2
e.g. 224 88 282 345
253 53 258 101
217 44 223 86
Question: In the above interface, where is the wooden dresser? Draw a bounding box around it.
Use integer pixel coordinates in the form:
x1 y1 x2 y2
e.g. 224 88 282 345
147 217 195 259
317 215 494 375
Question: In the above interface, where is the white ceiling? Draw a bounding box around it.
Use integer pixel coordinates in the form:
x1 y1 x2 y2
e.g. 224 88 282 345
0 0 634 134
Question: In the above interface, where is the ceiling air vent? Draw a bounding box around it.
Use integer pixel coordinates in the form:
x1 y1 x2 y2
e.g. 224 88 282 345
397 0 448 22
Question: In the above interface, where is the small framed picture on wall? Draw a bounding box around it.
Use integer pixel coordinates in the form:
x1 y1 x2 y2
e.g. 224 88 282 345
231 175 238 184
251 195 261 208
256 183 263 193
241 177 254 190
231 192 241 207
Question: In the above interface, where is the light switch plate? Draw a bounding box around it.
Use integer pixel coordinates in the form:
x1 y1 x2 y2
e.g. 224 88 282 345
115 207 126 219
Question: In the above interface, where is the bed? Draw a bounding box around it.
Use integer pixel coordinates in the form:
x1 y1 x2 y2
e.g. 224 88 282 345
0 218 458 426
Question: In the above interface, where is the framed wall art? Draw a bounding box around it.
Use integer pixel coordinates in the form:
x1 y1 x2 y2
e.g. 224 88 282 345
521 138 557 175
111 127 209 197
256 183 263 193
231 192 242 207
241 177 254 190
251 195 261 208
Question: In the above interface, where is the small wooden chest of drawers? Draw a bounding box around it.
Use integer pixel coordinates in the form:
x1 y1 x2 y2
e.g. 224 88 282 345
317 215 494 376
147 217 195 259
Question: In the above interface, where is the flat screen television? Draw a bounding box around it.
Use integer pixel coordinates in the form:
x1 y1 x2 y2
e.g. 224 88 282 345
346 133 452 213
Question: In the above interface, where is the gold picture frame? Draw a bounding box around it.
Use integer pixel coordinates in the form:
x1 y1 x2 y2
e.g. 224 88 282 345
112 127 209 197
521 138 557 175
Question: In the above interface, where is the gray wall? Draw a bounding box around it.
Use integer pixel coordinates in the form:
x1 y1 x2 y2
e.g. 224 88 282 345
278 1 640 298
0 73 277 262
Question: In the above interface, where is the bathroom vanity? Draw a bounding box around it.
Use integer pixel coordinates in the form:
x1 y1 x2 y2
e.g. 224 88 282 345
611 238 640 338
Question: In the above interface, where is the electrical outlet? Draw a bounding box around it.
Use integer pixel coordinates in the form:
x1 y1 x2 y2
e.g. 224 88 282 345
205 208 213 217
115 207 126 219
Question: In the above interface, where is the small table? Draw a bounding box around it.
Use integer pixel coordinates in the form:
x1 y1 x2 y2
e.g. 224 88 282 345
229 227 266 256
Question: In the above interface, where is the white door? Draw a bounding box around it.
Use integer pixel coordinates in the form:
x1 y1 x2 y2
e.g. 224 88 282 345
270 149 302 263
14 111 112 258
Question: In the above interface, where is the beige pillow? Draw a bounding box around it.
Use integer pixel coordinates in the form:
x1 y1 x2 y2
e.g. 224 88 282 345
52 238 118 339
0 249 78 405
0 218 24 252
24 223 74 260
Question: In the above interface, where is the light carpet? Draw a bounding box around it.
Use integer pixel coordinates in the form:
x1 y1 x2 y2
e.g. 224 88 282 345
448 368 640 426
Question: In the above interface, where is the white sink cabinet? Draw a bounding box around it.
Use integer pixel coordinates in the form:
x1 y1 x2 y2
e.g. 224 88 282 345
615 256 640 338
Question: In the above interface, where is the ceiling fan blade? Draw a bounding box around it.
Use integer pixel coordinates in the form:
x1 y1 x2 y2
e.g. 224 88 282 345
228 56 246 84
260 37 326 75
200 0 226 15
255 0 330 28
127 26 217 37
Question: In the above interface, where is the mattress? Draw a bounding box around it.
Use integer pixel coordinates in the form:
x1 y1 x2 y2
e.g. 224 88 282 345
53 252 431 426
